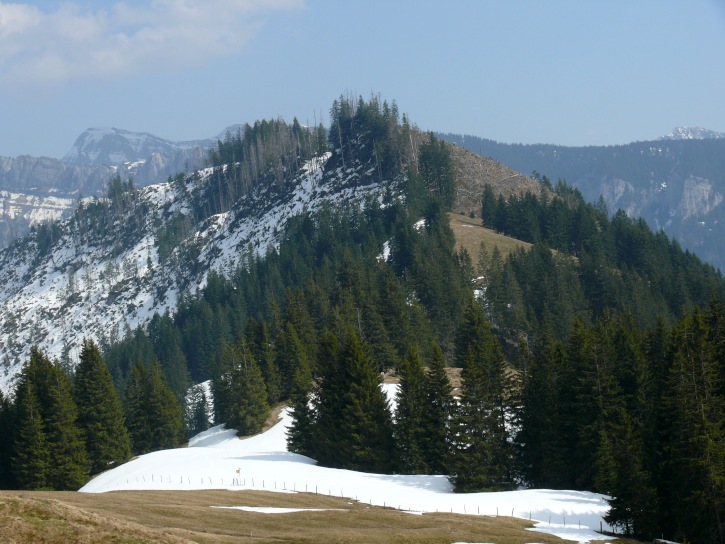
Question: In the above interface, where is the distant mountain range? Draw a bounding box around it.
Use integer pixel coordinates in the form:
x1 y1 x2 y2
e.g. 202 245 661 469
61 125 244 168
2 123 724 273
0 125 244 250
438 127 725 272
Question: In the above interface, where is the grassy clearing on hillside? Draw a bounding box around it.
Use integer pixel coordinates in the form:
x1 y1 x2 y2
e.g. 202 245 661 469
2 490 624 544
0 492 188 544
448 212 530 273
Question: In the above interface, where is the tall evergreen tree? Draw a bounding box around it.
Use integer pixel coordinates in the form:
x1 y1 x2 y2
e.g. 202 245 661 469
449 298 513 491
44 361 90 489
311 326 394 473
664 307 724 543
0 389 16 488
124 360 151 455
13 348 89 490
286 366 316 458
246 318 281 404
519 324 571 488
145 362 187 451
73 339 131 475
185 383 211 438
214 341 270 436
11 381 50 490
394 346 428 473
601 408 658 538
420 341 453 474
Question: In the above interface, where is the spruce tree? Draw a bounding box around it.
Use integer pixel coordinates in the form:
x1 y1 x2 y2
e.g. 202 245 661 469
185 383 210 438
664 307 724 543
275 322 312 399
449 297 513 491
601 408 658 537
12 381 50 489
13 348 89 490
214 342 270 436
0 389 16 488
519 324 571 488
338 327 395 473
45 362 90 489
286 367 316 458
246 318 281 404
313 327 394 473
124 360 151 455
73 339 131 475
420 341 453 474
145 362 187 451
394 346 428 473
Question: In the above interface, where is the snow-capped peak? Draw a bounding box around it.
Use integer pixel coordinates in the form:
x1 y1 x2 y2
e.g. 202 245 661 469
62 127 212 167
658 126 725 141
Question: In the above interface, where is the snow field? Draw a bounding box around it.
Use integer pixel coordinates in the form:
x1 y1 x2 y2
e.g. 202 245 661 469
81 385 615 543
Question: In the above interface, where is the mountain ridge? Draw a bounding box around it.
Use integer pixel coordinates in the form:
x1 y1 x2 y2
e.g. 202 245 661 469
0 115 532 393
438 131 725 272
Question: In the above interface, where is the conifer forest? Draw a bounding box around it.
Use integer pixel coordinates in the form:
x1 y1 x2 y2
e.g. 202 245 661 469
0 96 722 544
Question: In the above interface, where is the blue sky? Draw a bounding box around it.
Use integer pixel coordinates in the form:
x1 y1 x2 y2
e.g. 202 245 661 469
1 0 724 158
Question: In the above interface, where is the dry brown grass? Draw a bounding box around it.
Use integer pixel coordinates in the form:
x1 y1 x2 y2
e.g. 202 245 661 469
1 489 623 544
0 492 190 543
445 141 543 216
448 212 531 272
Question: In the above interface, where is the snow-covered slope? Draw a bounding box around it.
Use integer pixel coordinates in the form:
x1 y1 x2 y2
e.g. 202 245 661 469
659 126 725 140
81 384 613 544
0 150 395 393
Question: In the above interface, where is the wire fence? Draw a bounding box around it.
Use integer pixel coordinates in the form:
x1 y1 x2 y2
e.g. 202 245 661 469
121 472 613 533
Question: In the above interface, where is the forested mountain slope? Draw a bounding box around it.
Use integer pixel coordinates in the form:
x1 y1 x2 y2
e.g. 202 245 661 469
0 98 531 395
0 96 722 543
438 132 725 272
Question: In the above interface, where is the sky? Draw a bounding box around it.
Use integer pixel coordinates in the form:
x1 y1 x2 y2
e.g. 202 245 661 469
1 0 724 158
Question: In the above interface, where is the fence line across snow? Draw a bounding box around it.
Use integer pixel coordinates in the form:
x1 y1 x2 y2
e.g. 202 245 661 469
124 473 611 532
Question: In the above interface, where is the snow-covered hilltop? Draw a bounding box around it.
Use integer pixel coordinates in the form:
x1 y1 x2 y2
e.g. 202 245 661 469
658 126 725 141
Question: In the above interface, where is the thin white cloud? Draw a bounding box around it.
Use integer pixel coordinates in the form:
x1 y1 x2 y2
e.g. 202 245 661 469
0 0 303 85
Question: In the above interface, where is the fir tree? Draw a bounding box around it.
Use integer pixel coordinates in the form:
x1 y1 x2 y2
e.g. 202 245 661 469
519 324 571 488
145 362 187 451
214 341 270 436
664 307 724 543
13 348 89 490
185 383 211 438
73 339 131 475
246 318 281 404
124 360 151 455
45 362 90 489
12 381 50 490
0 389 16 488
286 367 316 458
313 327 394 473
601 408 658 538
420 341 453 474
394 346 428 473
449 298 513 491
